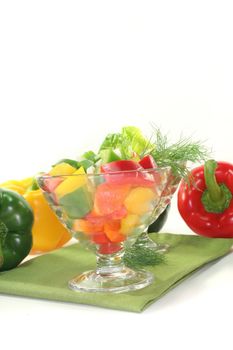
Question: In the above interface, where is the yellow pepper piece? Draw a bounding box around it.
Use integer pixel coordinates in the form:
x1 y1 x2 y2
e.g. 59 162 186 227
121 214 140 235
124 187 156 215
49 162 76 176
55 167 87 198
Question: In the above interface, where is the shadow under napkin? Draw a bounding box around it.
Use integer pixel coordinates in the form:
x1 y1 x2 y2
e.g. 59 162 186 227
0 233 232 312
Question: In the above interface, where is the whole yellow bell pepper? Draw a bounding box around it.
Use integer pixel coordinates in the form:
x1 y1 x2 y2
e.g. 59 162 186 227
0 177 71 253
0 177 33 195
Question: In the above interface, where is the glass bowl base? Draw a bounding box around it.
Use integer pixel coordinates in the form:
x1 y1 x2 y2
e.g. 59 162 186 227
136 232 170 253
143 240 170 253
68 267 154 293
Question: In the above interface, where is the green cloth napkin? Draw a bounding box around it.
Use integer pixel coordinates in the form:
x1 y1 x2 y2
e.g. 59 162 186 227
0 233 232 312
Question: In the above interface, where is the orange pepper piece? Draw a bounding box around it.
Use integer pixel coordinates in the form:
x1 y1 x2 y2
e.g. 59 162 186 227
104 220 126 242
73 219 104 235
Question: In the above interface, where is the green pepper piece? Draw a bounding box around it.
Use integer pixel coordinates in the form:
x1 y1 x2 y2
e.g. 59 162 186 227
99 148 121 164
53 158 95 172
59 186 93 219
78 159 93 171
0 189 34 271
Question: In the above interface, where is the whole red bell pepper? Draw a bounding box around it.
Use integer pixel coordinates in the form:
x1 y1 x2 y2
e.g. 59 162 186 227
178 159 233 238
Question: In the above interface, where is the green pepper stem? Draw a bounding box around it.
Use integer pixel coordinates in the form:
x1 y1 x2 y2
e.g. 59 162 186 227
25 177 39 193
0 221 7 269
202 159 232 213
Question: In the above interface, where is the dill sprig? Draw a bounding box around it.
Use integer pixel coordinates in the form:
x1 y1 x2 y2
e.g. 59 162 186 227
124 245 165 268
149 127 210 179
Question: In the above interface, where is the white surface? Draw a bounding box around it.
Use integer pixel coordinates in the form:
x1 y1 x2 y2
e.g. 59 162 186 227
0 1 233 349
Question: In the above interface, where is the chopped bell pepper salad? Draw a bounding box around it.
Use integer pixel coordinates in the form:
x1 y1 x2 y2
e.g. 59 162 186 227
38 126 209 255
41 163 163 254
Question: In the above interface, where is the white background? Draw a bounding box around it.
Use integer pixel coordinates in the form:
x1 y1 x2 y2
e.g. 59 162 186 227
0 1 233 349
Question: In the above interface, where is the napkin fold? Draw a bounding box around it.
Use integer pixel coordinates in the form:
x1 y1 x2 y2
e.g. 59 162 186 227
0 233 232 312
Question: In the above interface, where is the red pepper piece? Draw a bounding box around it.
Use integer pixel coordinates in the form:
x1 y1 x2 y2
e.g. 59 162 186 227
85 207 127 225
43 176 63 193
139 155 164 185
91 232 111 244
178 160 233 238
101 160 154 187
98 243 122 254
139 155 157 169
101 160 142 172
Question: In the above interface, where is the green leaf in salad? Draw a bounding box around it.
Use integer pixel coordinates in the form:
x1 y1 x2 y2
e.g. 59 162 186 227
121 126 154 157
98 126 154 162
82 150 100 163
99 133 123 152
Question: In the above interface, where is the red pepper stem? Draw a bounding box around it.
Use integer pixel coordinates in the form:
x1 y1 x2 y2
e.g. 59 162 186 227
202 159 232 213
204 160 223 202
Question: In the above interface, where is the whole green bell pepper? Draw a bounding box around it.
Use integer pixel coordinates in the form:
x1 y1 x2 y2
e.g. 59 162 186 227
147 204 171 233
0 188 34 271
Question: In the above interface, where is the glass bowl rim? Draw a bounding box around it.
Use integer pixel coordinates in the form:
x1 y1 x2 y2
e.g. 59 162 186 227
36 166 172 179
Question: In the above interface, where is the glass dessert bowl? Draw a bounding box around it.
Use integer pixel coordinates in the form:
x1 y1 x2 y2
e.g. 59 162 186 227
37 166 171 293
